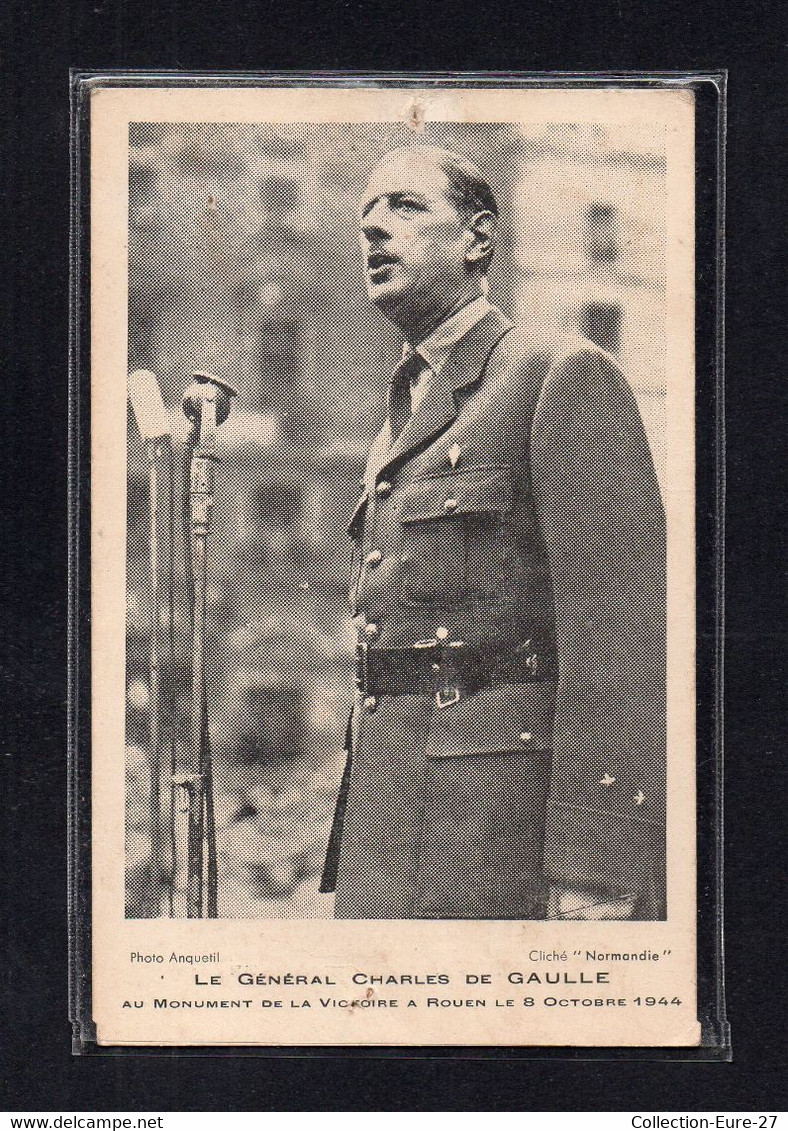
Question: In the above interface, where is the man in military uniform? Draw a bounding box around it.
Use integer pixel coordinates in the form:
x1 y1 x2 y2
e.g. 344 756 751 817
320 146 666 921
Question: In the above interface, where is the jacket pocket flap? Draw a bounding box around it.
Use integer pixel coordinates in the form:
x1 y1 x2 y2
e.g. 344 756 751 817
347 491 368 539
400 466 513 523
425 680 556 758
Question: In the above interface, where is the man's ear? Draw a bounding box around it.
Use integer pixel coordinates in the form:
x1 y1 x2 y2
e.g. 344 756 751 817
465 210 497 267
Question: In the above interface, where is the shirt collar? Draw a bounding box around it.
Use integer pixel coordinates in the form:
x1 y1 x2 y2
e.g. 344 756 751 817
402 295 493 375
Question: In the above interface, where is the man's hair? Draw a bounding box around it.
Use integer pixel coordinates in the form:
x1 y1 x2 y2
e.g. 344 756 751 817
426 147 498 222
379 145 498 272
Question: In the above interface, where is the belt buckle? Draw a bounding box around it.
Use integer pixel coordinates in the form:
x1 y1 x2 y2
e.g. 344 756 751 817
415 635 465 708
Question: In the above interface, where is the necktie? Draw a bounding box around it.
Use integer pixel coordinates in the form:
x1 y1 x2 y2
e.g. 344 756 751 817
388 351 428 442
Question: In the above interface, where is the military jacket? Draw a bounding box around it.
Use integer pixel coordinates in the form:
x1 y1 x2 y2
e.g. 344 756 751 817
322 306 666 920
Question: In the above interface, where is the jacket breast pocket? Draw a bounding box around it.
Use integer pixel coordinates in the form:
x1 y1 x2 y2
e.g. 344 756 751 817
399 466 514 604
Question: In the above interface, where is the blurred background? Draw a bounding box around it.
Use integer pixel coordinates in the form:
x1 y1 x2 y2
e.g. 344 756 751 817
125 119 667 917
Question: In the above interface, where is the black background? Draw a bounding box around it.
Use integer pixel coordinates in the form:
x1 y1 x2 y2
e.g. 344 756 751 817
1 0 785 1112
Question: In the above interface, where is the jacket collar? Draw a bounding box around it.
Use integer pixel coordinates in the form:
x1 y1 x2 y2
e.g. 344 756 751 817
376 305 513 477
410 295 493 377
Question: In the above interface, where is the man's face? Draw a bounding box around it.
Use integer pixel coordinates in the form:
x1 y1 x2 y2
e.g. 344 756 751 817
359 152 470 334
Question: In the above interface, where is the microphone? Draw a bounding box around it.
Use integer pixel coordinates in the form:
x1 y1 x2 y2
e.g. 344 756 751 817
128 368 171 441
181 370 238 431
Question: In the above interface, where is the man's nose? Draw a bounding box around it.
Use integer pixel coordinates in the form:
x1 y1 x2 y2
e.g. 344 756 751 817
360 220 391 243
360 200 392 242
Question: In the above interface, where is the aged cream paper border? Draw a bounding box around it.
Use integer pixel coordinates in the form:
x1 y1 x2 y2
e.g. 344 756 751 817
90 83 699 1046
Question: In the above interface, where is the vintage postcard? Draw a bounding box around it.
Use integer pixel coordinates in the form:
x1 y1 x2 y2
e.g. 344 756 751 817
85 78 701 1046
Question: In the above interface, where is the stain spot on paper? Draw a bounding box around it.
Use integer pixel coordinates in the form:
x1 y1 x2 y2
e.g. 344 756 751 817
406 98 427 133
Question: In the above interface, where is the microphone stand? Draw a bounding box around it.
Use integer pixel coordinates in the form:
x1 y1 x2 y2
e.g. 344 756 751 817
148 431 175 916
127 370 176 917
179 371 237 918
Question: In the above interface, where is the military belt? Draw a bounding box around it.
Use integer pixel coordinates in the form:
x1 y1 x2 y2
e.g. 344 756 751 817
355 637 557 706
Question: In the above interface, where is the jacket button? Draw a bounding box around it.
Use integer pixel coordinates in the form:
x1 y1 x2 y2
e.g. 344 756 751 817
520 732 532 744
363 695 378 712
365 549 382 566
444 497 458 512
376 481 392 497
364 623 380 639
